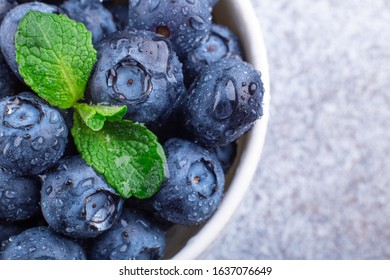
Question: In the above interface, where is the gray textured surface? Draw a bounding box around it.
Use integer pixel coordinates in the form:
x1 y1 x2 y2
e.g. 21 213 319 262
202 0 390 259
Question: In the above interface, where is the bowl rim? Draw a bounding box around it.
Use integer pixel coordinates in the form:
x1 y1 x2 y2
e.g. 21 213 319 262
172 0 271 259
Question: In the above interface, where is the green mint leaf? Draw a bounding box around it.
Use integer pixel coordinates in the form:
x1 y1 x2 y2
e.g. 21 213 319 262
15 11 96 109
74 103 127 131
72 111 167 199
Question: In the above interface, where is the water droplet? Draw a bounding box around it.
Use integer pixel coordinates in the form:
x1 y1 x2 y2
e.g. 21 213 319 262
3 143 10 155
202 206 210 214
7 203 16 210
16 245 22 250
49 111 59 124
136 219 150 229
55 126 65 137
5 190 17 198
226 80 236 101
119 245 127 252
79 177 94 189
29 246 37 252
248 97 256 106
65 227 75 233
54 198 64 207
52 139 60 151
182 6 189 15
31 136 45 151
46 185 53 195
153 201 162 211
13 136 23 147
186 0 195 4
120 219 128 227
188 193 196 202
248 82 258 95
148 0 160 11
190 15 206 30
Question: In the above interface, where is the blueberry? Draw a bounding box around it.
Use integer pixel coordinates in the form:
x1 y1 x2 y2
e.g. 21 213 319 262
147 138 224 226
61 0 117 44
89 207 165 260
0 169 41 222
0 221 25 244
0 226 87 260
0 92 68 176
183 23 243 86
0 2 62 81
180 58 264 147
213 141 237 174
41 155 124 239
128 0 212 57
87 30 184 130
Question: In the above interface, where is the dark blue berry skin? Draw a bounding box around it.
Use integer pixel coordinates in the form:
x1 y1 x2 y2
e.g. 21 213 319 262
0 0 17 23
180 58 264 147
0 92 68 176
89 208 165 260
183 23 243 86
0 221 25 244
41 156 124 239
87 30 184 130
0 52 18 99
213 141 237 174
0 2 62 81
104 1 128 30
128 0 212 57
61 0 117 44
0 226 87 260
148 138 225 226
0 169 41 222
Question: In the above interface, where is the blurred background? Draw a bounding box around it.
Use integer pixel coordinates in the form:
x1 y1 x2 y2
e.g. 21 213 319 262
203 0 390 259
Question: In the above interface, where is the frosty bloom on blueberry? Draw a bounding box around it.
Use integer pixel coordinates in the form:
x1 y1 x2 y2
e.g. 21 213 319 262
0 226 87 260
41 156 124 239
0 169 41 222
87 30 184 130
89 208 165 260
0 92 68 176
181 58 264 147
147 138 225 226
128 0 212 57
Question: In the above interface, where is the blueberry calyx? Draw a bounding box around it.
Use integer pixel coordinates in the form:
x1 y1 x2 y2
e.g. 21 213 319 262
3 96 44 129
106 58 153 104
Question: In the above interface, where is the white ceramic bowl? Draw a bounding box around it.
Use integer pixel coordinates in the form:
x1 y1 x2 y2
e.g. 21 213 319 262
165 0 271 259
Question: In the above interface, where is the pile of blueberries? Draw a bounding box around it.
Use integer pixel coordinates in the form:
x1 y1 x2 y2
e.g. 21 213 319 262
0 0 264 260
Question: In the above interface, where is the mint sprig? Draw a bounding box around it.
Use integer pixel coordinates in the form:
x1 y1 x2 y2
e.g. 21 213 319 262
15 11 96 109
15 11 167 199
72 112 166 199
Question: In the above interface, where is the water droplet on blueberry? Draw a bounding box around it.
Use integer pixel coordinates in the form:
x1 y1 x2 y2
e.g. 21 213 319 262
31 136 45 151
189 15 206 31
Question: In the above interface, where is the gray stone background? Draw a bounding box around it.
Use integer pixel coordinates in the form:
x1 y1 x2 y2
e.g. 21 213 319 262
203 0 390 259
